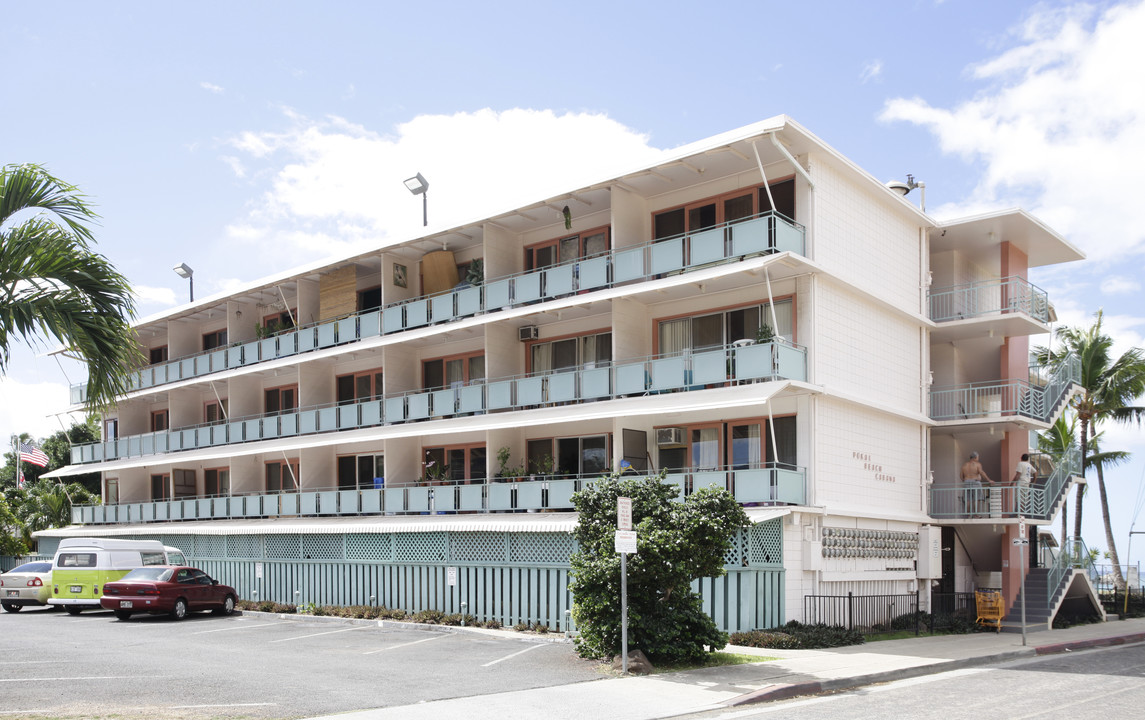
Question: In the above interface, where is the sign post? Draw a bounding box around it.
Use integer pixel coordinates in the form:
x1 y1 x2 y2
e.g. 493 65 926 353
1015 520 1028 646
616 497 634 674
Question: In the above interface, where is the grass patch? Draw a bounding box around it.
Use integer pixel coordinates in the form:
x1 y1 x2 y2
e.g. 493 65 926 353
654 651 775 673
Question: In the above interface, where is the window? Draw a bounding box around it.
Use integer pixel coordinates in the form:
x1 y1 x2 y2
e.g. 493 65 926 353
657 299 794 355
140 552 167 567
172 469 195 498
358 287 382 312
337 453 384 490
653 180 796 242
262 310 295 334
422 445 486 483
655 418 795 471
104 418 118 441
150 473 170 501
529 331 611 373
264 385 298 416
527 434 609 477
337 369 384 405
150 410 169 433
205 468 230 496
423 353 484 390
105 477 119 505
205 399 228 424
149 346 168 365
525 227 610 271
56 553 97 568
203 329 228 351
266 459 299 493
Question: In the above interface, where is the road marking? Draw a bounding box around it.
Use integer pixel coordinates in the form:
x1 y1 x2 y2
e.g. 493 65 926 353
364 634 447 655
482 643 544 667
0 660 59 665
269 626 372 643
168 703 278 709
191 621 281 635
0 675 165 683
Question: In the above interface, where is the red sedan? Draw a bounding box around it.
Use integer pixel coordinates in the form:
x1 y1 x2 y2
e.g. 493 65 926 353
100 566 238 621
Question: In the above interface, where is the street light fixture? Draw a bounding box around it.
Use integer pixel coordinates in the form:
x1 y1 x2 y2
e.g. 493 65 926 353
173 262 194 302
404 172 429 227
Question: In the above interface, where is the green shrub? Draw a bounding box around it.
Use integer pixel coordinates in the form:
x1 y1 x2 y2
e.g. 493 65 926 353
513 621 531 632
728 630 802 649
570 472 751 665
482 619 502 630
412 609 446 624
781 621 864 648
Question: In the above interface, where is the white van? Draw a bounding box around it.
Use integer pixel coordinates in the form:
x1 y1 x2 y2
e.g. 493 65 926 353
49 538 187 614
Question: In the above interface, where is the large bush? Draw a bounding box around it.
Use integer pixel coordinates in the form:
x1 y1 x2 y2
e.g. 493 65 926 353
569 472 751 664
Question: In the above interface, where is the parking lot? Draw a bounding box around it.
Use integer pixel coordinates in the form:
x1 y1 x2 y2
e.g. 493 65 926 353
0 605 602 719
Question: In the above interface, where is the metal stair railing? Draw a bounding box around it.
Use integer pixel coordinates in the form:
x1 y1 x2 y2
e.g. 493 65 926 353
1030 353 1081 425
1046 536 1095 604
1027 447 1081 518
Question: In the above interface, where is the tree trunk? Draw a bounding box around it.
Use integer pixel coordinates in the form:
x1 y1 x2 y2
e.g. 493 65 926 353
1061 498 1068 549
1073 416 1089 540
1094 430 1127 591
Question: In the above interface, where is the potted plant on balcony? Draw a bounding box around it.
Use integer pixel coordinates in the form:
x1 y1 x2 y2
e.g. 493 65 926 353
495 446 524 482
755 323 775 344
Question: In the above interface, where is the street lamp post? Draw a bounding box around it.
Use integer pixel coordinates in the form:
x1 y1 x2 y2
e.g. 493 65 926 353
173 262 194 302
404 173 429 227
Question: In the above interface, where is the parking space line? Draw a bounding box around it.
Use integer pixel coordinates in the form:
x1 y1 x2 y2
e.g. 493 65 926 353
269 626 373 643
169 703 278 709
191 621 281 635
0 675 169 683
363 633 447 655
0 660 59 665
481 643 544 667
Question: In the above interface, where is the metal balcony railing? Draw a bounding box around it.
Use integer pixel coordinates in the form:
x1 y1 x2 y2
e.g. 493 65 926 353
69 211 805 405
929 353 1079 422
928 276 1050 323
69 340 806 465
69 464 806 526
927 447 1080 521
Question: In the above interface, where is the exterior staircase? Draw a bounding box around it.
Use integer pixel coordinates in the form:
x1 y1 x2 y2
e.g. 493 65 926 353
1001 538 1105 632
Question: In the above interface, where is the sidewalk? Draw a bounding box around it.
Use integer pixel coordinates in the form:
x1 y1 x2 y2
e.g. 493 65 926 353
304 617 1145 720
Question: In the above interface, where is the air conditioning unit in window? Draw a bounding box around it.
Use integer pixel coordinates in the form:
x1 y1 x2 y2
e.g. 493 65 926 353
519 325 539 342
656 427 685 447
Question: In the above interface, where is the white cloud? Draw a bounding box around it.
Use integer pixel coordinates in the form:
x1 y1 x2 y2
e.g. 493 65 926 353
133 285 177 306
199 81 224 94
0 377 76 444
220 155 246 178
1102 276 1141 295
880 2 1145 264
223 108 665 266
860 60 883 83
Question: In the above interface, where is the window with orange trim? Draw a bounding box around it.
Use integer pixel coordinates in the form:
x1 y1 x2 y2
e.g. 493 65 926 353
266 459 299 492
150 409 169 433
264 385 297 416
422 444 486 483
337 369 384 405
525 227 609 271
423 353 484 390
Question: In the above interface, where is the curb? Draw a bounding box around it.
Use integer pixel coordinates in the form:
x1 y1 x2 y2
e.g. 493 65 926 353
1035 631 1145 655
722 649 1035 706
235 609 572 645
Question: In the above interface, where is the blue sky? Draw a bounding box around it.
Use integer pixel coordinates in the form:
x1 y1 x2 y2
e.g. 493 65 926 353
3 1 1144 561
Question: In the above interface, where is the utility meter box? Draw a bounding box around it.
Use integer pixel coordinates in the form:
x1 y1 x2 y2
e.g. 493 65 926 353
916 525 942 579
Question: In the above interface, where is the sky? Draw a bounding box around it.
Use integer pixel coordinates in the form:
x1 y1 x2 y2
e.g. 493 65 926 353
2 1 1143 562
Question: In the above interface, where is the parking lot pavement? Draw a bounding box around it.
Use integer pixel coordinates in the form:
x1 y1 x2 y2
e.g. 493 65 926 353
0 605 602 719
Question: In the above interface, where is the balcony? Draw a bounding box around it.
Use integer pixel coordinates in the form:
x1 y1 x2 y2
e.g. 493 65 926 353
69 340 807 465
70 464 806 525
927 448 1080 521
928 276 1049 323
929 353 1079 423
68 211 805 405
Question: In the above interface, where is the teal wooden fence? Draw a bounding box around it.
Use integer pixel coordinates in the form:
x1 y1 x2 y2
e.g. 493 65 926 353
20 521 784 632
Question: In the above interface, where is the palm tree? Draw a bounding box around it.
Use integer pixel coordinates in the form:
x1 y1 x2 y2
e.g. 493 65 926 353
1037 415 1077 544
15 480 95 546
0 163 140 411
1035 310 1145 590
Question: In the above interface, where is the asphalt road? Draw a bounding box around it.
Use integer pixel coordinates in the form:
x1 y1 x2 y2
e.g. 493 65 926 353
679 643 1145 720
0 605 602 719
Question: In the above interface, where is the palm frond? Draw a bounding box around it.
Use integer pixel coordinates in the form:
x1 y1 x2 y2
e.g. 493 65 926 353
0 163 99 243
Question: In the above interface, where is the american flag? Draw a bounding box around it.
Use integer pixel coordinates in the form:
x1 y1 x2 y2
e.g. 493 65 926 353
18 441 49 468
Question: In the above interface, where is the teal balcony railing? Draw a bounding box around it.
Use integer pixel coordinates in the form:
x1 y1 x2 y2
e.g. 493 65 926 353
927 447 1080 521
69 340 807 465
68 211 804 405
928 276 1050 323
929 353 1079 422
69 463 806 526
